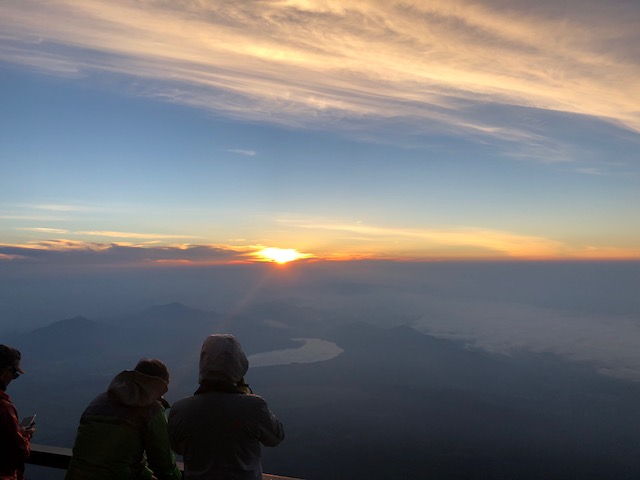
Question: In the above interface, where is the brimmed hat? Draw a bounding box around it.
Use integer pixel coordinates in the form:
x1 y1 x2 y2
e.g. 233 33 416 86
0 345 24 374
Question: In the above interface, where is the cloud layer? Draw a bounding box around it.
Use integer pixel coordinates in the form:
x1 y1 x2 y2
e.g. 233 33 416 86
3 217 639 265
0 240 254 266
2 0 639 153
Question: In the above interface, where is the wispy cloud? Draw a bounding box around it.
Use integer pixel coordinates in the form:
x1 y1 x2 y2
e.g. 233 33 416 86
16 227 69 234
226 149 257 156
32 204 93 212
74 230 198 240
9 224 200 241
281 217 640 260
0 253 24 261
0 204 96 222
574 167 606 176
287 219 563 258
2 0 639 160
0 215 70 222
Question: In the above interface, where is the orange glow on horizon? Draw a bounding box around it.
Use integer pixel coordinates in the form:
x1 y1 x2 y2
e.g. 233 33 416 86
2 238 639 267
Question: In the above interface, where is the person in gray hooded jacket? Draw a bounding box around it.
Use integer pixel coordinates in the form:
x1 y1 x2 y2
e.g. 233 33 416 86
168 334 284 480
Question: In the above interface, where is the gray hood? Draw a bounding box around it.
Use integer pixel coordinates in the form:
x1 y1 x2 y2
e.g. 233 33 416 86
199 334 248 385
108 370 168 407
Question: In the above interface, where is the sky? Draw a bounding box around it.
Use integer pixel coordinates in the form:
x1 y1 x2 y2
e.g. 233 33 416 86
1 0 640 265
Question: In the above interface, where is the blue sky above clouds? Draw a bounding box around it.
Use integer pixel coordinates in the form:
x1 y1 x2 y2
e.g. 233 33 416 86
1 0 640 264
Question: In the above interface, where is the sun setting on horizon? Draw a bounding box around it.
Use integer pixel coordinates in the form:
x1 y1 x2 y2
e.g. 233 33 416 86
255 247 312 264
1 1 639 263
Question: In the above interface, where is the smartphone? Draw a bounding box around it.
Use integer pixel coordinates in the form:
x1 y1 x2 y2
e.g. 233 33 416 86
19 414 36 428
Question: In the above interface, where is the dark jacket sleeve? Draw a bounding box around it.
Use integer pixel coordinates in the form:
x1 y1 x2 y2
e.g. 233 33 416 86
167 406 184 456
252 397 284 447
143 406 182 480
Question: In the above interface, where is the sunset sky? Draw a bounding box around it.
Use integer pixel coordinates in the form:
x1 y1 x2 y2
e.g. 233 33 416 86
1 0 639 265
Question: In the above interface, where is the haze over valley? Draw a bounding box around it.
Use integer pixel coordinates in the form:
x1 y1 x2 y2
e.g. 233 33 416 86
3 261 640 479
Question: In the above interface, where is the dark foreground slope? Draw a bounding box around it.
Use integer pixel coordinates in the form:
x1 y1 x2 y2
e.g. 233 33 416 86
255 323 640 480
4 302 640 479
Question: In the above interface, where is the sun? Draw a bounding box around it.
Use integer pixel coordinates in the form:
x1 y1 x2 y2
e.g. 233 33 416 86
255 247 309 264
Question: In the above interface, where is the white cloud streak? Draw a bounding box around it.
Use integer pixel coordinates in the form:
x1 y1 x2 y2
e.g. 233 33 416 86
16 227 69 234
296 221 566 258
74 230 198 240
1 0 639 157
226 149 257 156
32 204 93 212
277 217 640 260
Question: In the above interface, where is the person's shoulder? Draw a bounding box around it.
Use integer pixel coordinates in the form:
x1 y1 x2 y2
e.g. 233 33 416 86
241 393 271 408
83 391 110 413
89 391 110 405
0 393 15 418
170 395 196 410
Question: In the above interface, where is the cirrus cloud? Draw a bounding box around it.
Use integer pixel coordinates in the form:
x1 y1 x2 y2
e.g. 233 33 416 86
1 0 639 164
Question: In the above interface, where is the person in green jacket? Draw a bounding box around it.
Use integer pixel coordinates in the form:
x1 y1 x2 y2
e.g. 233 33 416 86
65 358 182 480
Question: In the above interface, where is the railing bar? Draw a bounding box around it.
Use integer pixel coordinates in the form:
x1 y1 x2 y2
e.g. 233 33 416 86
27 444 303 479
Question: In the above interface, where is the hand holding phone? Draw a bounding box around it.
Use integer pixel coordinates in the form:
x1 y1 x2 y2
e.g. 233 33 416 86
19 415 36 439
19 414 36 428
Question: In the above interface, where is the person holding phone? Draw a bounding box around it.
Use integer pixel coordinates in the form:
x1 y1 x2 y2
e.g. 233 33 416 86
0 344 34 480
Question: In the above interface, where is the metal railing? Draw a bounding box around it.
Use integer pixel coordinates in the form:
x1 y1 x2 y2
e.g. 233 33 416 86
28 444 301 480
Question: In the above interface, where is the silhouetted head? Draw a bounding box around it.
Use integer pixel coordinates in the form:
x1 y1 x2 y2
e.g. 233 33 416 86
199 334 248 386
0 345 24 390
135 358 170 384
108 359 170 407
0 345 24 375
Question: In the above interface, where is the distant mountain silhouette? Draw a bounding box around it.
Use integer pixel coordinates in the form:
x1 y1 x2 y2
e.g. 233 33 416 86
8 302 300 378
105 302 296 353
7 302 640 480
11 316 124 372
31 315 96 334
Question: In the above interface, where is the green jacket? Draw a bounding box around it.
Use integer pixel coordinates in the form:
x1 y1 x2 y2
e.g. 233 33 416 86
65 370 182 480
